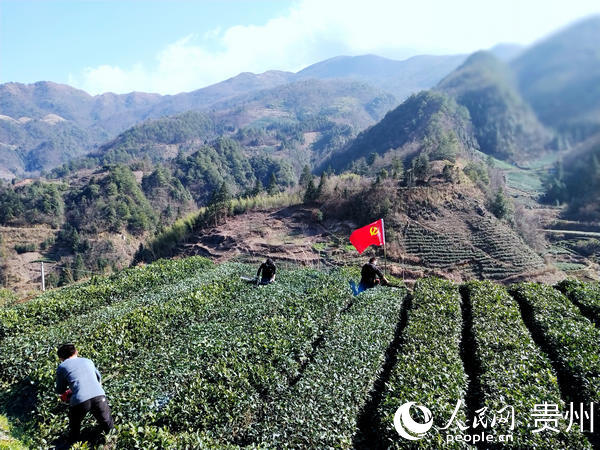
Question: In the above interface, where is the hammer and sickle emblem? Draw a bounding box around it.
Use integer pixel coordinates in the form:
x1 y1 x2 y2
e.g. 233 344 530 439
370 226 379 236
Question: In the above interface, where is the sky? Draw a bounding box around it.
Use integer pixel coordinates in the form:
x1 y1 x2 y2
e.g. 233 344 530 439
1 0 599 96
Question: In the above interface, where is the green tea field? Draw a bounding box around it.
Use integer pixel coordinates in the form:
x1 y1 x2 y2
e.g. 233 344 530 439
0 257 599 448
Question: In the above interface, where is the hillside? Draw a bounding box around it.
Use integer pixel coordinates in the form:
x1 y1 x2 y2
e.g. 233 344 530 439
512 15 600 143
543 133 600 220
318 90 478 173
138 164 558 285
51 79 393 177
1 257 598 447
178 197 546 284
437 51 551 161
0 72 293 135
209 78 396 130
0 114 95 175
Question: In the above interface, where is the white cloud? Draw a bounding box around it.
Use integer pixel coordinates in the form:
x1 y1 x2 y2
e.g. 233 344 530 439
71 0 600 95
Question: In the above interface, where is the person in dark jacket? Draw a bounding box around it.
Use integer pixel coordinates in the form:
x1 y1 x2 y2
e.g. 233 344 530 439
256 258 276 285
351 257 389 295
56 343 114 443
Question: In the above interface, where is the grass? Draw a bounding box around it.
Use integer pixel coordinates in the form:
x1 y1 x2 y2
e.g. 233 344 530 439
555 262 588 271
312 242 328 251
518 151 563 170
505 169 544 193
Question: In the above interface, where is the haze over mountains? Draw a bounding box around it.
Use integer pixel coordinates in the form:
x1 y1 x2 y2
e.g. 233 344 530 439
512 15 600 142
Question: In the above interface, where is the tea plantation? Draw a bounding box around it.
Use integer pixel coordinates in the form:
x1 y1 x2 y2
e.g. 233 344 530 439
0 257 599 448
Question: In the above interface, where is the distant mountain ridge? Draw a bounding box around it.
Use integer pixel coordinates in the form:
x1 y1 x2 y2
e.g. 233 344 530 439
64 79 394 176
296 53 467 99
0 53 467 179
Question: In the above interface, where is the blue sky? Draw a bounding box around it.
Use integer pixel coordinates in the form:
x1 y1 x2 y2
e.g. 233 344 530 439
1 0 599 95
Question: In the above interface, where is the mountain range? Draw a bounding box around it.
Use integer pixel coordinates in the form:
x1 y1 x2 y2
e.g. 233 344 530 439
0 50 473 179
1 15 600 185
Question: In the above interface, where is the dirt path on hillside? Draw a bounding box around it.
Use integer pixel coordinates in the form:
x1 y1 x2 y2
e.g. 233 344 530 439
182 206 348 265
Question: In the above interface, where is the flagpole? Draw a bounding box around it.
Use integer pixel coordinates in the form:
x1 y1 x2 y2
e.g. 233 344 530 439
382 219 387 276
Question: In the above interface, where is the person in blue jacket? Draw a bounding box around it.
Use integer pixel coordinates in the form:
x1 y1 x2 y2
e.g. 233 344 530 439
55 343 114 442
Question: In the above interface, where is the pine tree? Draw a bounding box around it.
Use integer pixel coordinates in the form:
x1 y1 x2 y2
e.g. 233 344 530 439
391 158 404 180
211 182 230 204
316 173 326 197
299 165 312 187
303 179 317 204
73 254 85 281
489 188 512 219
375 169 389 184
251 179 263 196
206 182 231 226
412 154 430 181
267 173 278 195
367 152 378 166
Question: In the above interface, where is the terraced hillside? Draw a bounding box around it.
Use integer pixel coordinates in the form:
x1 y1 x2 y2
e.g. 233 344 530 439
0 257 598 448
400 217 544 280
391 185 545 282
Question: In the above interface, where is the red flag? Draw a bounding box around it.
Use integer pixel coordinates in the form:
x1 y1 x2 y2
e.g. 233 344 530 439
349 219 385 254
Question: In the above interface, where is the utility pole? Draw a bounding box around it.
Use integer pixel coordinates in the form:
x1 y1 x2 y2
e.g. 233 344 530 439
41 261 45 291
32 259 54 292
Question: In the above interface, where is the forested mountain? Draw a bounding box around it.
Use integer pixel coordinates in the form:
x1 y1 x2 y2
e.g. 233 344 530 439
318 90 478 173
512 15 600 144
50 79 393 178
437 51 551 161
0 115 93 177
0 54 469 179
209 79 396 130
0 72 295 179
2 14 599 182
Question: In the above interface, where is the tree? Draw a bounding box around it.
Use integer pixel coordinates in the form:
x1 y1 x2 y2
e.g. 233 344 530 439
206 182 231 226
303 179 318 204
489 188 512 219
367 152 378 166
299 165 312 188
375 169 389 184
73 254 85 281
316 173 327 197
412 154 430 182
251 179 263 196
391 158 404 180
267 172 278 195
442 164 457 183
210 182 230 205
